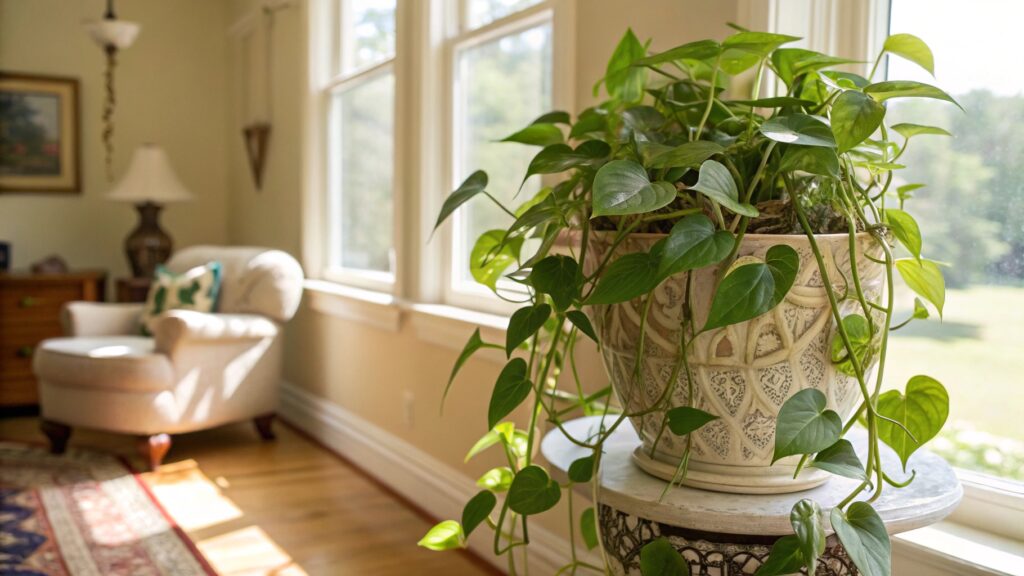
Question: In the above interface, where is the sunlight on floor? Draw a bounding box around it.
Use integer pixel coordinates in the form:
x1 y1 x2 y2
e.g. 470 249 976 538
144 459 308 575
144 459 244 531
198 525 310 576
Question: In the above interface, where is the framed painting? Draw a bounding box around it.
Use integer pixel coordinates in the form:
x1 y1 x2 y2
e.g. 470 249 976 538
0 73 80 193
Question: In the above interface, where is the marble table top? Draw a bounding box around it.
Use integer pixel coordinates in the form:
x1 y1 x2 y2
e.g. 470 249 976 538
541 416 962 536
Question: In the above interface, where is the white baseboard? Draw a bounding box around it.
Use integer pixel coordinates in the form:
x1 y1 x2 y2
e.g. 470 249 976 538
278 381 586 574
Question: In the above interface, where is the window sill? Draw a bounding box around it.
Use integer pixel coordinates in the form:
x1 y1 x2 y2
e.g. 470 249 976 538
894 520 1024 576
303 279 508 360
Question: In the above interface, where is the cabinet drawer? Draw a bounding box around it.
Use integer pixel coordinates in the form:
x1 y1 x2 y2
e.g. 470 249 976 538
0 378 39 406
0 285 81 324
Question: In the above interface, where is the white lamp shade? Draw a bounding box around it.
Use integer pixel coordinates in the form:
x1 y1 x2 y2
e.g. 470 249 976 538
107 144 193 203
86 20 141 50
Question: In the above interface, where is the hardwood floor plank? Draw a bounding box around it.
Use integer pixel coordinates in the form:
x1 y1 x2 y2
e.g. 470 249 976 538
0 416 499 576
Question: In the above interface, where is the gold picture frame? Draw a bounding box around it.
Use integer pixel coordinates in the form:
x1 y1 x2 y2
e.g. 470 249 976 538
0 72 81 193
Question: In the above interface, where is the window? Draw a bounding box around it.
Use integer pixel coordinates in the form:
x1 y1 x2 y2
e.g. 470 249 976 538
324 0 398 288
446 0 559 308
882 0 1024 485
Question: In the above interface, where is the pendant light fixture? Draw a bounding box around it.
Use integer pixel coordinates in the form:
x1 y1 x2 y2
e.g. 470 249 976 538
85 0 140 182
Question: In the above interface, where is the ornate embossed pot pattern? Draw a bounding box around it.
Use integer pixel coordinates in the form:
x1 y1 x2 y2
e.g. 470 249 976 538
584 232 884 494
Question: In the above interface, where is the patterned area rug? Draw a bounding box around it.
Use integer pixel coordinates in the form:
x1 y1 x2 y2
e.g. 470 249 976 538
0 442 215 575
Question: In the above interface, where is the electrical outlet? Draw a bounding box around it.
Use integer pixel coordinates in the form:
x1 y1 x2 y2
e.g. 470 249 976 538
403 391 415 428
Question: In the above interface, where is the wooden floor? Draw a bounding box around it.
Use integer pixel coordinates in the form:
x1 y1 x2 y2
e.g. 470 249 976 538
0 416 498 576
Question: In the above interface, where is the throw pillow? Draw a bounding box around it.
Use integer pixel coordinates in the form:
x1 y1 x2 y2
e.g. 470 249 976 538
141 262 223 335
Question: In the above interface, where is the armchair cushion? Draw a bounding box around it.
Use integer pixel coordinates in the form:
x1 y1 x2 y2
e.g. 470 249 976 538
33 336 174 393
61 302 145 337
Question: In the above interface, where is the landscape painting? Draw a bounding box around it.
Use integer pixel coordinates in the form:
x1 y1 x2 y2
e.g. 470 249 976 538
0 73 79 192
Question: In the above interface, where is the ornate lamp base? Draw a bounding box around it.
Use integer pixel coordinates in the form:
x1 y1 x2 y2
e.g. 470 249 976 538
125 201 172 278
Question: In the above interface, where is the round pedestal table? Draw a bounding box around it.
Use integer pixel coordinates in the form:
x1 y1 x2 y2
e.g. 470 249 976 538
541 416 962 576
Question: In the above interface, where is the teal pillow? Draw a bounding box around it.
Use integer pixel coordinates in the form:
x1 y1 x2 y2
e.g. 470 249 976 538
141 262 223 335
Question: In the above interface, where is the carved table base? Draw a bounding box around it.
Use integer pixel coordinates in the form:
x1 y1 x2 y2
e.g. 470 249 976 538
599 504 856 576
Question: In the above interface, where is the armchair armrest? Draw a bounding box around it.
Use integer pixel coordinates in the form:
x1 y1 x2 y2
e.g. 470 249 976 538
152 310 279 354
62 302 144 336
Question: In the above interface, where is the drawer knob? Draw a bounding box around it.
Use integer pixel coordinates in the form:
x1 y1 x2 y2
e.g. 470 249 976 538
18 296 38 308
16 346 34 358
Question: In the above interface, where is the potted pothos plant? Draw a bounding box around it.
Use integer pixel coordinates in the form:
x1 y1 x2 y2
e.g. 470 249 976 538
420 25 956 576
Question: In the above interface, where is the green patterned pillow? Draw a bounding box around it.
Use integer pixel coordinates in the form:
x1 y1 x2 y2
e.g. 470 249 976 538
141 262 223 335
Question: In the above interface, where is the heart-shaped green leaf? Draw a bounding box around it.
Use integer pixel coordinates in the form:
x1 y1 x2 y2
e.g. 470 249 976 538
729 96 815 108
604 28 647 102
567 310 598 343
477 466 514 492
648 141 725 169
568 455 596 483
911 297 930 320
755 534 805 576
528 255 579 311
891 123 951 140
532 111 571 125
470 230 523 290
896 258 945 318
488 358 532 429
883 33 934 75
760 114 837 148
704 244 799 331
779 146 840 178
830 314 875 377
501 123 564 147
723 31 800 56
524 141 611 183
580 507 598 550
508 465 561 515
461 490 496 537
633 39 721 67
830 503 891 576
593 160 677 217
773 388 842 463
831 90 885 153
506 304 551 357
690 160 759 217
876 375 949 470
640 538 689 576
444 328 500 410
587 250 662 306
771 48 858 88
666 407 719 436
864 81 961 109
657 215 735 279
465 423 515 462
811 439 868 481
418 520 465 551
791 499 826 574
434 171 487 233
884 209 922 260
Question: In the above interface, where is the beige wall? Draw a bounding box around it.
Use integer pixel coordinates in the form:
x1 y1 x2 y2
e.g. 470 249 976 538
0 0 228 284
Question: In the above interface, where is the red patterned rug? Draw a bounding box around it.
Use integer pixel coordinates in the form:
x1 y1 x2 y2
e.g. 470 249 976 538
0 442 215 575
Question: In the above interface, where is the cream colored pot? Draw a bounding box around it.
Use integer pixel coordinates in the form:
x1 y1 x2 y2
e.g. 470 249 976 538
585 232 884 494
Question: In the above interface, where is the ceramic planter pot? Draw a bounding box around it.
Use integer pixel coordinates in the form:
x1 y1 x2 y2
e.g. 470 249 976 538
585 232 884 494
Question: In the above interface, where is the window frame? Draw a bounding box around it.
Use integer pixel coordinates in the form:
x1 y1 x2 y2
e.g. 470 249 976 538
318 0 402 292
439 0 575 315
738 0 1024 543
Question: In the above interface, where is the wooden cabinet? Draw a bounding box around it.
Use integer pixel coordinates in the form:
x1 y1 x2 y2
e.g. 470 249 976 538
0 271 106 407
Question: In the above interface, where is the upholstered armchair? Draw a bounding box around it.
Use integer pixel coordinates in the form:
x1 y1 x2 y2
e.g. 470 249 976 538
33 246 303 469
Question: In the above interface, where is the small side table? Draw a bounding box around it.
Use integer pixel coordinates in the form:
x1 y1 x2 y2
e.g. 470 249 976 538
542 417 962 576
116 276 151 303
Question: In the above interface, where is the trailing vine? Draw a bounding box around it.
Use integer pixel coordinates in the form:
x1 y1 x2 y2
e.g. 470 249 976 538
421 25 955 576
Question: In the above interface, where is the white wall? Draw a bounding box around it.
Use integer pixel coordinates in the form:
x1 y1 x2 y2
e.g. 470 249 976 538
0 0 229 285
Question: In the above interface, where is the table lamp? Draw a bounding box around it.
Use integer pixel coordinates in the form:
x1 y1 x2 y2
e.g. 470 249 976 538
108 144 193 278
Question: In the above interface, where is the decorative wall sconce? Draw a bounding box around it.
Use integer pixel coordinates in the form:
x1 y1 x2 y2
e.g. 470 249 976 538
85 0 140 182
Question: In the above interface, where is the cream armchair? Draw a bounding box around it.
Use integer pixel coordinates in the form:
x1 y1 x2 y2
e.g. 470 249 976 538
33 246 303 469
